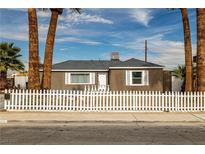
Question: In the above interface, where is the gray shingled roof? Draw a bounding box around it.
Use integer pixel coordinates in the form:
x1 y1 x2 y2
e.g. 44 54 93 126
52 58 163 70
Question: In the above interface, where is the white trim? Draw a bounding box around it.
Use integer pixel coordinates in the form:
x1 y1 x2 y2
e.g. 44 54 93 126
39 67 163 72
65 73 68 84
109 67 163 69
130 71 144 86
126 70 149 86
90 73 95 84
65 72 95 85
48 69 108 72
98 73 107 86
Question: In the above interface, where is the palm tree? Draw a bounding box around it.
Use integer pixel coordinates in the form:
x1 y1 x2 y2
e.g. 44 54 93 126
0 42 24 90
42 8 81 89
196 9 205 91
28 8 41 89
180 8 193 91
42 9 63 89
172 65 186 91
172 65 186 80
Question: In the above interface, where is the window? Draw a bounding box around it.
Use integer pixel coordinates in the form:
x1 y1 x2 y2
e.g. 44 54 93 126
71 73 90 84
132 72 142 84
126 70 149 86
65 72 95 84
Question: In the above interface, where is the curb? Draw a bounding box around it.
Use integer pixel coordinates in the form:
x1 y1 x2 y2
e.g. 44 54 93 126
1 120 205 125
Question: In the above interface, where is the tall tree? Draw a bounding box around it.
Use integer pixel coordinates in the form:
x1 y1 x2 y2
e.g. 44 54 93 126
0 42 24 90
42 9 63 89
28 8 40 89
42 8 81 89
180 8 193 91
196 9 205 91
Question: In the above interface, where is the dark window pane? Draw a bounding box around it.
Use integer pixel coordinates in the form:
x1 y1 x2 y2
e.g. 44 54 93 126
132 79 142 84
132 72 142 78
132 72 142 84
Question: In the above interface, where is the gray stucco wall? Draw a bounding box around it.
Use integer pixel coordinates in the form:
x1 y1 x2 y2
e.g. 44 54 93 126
109 68 164 91
44 68 167 91
40 71 108 90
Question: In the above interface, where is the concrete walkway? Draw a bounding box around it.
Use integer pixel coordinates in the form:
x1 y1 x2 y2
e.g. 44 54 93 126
1 111 205 123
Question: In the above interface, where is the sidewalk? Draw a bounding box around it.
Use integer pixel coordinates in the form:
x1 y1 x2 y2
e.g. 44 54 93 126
1 111 205 123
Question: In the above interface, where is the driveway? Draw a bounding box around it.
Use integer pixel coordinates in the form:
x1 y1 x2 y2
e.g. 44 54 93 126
1 122 205 145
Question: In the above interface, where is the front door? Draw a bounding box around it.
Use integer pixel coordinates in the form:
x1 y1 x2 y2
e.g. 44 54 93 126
98 73 106 90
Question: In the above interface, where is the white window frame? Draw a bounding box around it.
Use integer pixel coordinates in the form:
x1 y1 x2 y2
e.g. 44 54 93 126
130 71 144 86
126 70 149 86
65 72 95 85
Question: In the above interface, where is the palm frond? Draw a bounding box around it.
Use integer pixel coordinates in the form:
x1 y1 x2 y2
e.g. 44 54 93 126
0 42 24 72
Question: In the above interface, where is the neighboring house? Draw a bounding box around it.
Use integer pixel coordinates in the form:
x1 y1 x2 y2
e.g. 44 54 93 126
6 70 28 89
41 53 171 91
14 74 28 89
171 76 183 91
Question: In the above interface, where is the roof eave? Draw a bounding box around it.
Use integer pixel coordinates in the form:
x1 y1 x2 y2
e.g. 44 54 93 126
109 66 164 69
48 69 109 72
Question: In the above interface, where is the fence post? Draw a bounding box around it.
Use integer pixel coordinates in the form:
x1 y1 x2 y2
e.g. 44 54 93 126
162 91 164 112
3 89 7 110
204 92 205 111
158 91 161 112
194 91 197 112
130 91 133 111
123 91 126 111
112 91 115 111
148 91 151 111
197 91 199 111
190 91 193 112
119 91 122 111
187 91 190 112
183 91 186 112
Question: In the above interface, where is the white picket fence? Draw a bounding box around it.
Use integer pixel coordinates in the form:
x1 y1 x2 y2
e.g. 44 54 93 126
4 89 205 112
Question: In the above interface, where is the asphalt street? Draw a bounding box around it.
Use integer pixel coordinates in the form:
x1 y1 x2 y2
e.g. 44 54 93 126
1 122 205 145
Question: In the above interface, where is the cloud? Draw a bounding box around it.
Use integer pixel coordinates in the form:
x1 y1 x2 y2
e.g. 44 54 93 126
59 48 66 51
37 10 51 18
4 8 27 12
0 31 28 41
110 33 196 69
129 9 154 27
56 37 102 45
61 9 113 25
0 23 50 42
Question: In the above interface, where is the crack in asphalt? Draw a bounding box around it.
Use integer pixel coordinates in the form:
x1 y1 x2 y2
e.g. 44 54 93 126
131 113 141 127
190 113 205 122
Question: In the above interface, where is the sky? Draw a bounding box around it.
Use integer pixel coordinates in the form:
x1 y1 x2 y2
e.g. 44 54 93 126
0 8 197 70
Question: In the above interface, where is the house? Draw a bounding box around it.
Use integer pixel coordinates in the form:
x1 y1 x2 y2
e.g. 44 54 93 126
43 53 171 91
14 74 28 89
6 70 28 89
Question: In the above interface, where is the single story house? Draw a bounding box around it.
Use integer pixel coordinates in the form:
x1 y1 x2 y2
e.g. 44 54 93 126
42 53 171 91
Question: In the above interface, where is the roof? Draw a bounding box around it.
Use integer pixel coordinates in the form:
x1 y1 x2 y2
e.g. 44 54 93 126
52 58 163 70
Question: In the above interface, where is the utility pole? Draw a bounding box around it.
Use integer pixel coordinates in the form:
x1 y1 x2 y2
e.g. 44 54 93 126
145 40 148 62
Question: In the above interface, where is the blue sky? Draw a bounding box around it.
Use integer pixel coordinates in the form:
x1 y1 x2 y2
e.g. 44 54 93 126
0 8 197 69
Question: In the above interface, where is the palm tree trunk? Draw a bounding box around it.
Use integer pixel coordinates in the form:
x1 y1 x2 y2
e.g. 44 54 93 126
181 8 193 91
0 71 7 90
197 9 205 91
42 10 59 89
28 8 40 89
